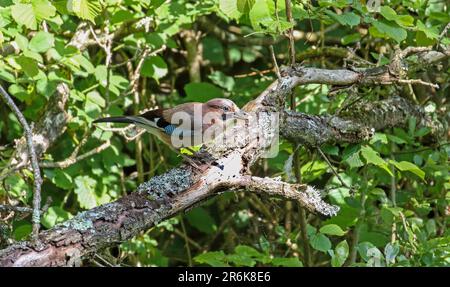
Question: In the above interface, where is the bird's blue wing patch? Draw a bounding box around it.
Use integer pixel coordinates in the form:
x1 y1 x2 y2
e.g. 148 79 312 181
164 124 176 135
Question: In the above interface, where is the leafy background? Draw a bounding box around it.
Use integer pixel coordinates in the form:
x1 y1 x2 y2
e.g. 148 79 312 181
0 0 449 266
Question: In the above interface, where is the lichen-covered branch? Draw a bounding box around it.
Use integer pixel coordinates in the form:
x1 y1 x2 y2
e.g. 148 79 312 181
0 152 337 266
281 96 443 147
226 176 339 217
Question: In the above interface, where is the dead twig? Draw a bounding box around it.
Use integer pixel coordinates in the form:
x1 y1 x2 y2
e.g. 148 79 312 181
0 86 42 242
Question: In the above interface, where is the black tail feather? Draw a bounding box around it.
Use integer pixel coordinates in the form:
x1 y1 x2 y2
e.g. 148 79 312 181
93 116 135 124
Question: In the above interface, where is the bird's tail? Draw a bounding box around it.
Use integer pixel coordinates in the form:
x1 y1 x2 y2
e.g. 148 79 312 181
93 116 148 125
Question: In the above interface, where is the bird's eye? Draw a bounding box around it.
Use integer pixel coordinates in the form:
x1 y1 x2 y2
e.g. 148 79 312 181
222 106 229 112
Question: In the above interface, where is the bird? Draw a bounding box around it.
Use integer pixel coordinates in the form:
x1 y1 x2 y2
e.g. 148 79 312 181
93 98 248 169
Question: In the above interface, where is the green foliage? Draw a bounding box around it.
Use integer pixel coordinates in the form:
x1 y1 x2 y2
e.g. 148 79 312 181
194 245 302 267
0 0 448 267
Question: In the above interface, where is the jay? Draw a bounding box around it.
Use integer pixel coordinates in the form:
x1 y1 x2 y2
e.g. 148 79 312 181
93 98 247 168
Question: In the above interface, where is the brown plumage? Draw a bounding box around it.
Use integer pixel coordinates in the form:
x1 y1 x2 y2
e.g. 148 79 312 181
93 98 247 149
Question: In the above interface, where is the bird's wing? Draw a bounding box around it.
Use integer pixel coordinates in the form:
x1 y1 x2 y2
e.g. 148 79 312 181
138 109 178 135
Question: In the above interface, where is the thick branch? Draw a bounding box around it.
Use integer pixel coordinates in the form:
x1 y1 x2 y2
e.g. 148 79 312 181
282 96 443 146
0 151 337 266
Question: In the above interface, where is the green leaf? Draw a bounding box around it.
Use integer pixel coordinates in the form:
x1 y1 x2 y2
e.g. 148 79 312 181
86 91 106 108
384 242 399 265
387 134 407 144
389 160 425 180
208 71 235 92
53 169 74 190
237 0 255 13
11 4 36 30
11 1 56 30
13 224 32 240
320 224 346 236
326 11 360 27
370 21 407 43
29 32 55 53
74 175 98 209
341 33 361 45
70 54 95 74
94 65 108 85
379 6 414 27
194 251 229 267
234 245 262 258
184 82 224 102
227 254 256 266
4 175 31 202
111 10 136 25
186 207 216 234
370 133 388 145
330 240 349 267
344 149 363 168
0 70 16 83
322 145 339 156
220 0 242 20
141 56 168 80
69 0 101 22
416 20 439 40
33 0 57 21
361 145 393 176
271 257 303 267
318 0 349 8
16 56 39 78
42 206 73 228
203 37 226 65
15 34 29 51
358 242 384 266
310 233 332 252
249 0 274 31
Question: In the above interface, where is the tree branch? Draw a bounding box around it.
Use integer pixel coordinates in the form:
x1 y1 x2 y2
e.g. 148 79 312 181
0 86 43 241
281 96 443 147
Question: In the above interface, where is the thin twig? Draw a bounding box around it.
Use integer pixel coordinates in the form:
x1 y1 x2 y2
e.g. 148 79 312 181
285 0 296 65
0 205 33 213
234 69 273 78
0 196 52 215
392 142 449 154
109 46 166 106
438 22 450 40
40 140 111 168
292 148 312 266
97 121 146 142
0 85 42 241
269 45 281 79
90 24 113 107
390 142 397 244
396 79 439 89
173 228 202 250
179 217 192 267
317 147 351 190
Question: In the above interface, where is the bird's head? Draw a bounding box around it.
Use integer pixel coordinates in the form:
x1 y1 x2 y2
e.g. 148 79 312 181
205 98 248 120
